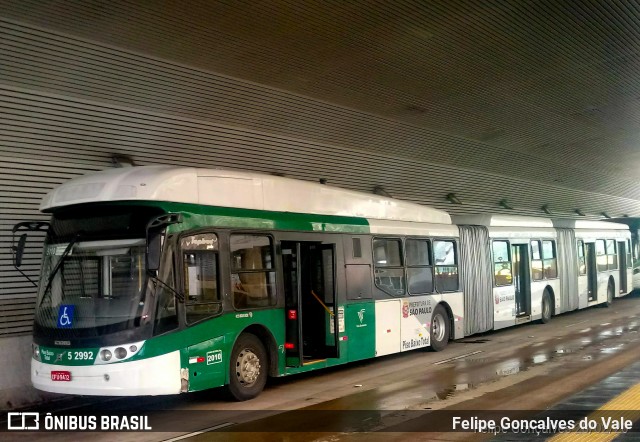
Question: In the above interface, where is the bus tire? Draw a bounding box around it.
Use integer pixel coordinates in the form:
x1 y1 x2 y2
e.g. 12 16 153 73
603 280 614 307
541 291 552 324
430 305 450 352
226 333 268 401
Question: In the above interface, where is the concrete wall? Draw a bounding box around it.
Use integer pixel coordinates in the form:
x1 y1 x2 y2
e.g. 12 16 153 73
0 335 58 410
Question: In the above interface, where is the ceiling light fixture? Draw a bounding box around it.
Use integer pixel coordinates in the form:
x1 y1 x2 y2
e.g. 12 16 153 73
541 204 551 215
446 193 462 204
575 209 586 216
499 199 513 210
111 154 135 168
601 212 611 219
374 186 392 198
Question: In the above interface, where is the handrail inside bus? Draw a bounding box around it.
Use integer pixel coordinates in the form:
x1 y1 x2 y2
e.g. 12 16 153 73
310 290 335 317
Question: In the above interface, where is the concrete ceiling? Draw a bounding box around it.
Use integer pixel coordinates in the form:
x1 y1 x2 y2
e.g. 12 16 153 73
2 0 640 217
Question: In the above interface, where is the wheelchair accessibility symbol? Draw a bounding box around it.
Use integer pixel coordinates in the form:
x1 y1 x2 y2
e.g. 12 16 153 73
57 305 75 328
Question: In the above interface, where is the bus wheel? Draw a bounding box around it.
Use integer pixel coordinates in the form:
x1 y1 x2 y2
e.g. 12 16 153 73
604 281 614 307
430 305 450 352
227 333 268 401
541 291 552 324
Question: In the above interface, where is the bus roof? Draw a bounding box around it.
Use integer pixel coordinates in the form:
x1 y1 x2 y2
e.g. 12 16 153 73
452 214 629 231
551 219 629 230
40 166 452 225
452 214 554 228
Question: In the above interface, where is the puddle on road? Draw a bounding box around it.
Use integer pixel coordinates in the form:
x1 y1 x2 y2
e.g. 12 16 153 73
435 383 475 400
495 358 522 377
460 339 491 344
463 358 491 364
600 344 624 354
532 354 548 364
555 347 577 354
496 365 520 377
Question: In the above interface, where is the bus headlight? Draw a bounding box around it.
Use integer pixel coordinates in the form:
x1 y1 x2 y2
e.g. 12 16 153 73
95 340 144 364
100 349 112 361
114 347 127 359
32 344 40 361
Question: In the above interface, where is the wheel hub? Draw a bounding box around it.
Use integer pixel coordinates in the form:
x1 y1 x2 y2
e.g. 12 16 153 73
432 314 446 341
236 349 261 386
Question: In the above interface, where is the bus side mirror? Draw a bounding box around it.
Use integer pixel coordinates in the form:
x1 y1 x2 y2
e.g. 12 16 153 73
147 232 162 272
13 234 27 268
145 213 182 272
11 221 49 287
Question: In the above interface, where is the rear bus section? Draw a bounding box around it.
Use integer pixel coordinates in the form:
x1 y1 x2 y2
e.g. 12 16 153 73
454 215 633 334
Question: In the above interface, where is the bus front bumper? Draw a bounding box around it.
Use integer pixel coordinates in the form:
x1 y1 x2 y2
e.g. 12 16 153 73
31 350 182 396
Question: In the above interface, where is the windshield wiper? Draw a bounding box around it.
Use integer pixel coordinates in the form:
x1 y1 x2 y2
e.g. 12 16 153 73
148 273 185 303
40 233 81 303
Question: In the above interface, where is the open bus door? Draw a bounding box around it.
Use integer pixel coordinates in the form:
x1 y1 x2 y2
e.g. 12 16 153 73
618 241 628 294
585 242 597 301
282 241 339 367
511 243 531 316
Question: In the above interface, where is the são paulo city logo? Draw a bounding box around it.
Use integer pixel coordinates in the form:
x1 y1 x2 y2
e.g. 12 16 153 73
402 300 432 318
402 301 410 318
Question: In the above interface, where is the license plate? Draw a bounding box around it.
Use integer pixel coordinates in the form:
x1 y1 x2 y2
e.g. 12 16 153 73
51 370 71 381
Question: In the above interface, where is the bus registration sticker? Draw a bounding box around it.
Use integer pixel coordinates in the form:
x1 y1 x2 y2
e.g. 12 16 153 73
51 371 71 381
206 350 222 365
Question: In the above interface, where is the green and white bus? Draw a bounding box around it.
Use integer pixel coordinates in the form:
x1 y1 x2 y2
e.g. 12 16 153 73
12 166 632 400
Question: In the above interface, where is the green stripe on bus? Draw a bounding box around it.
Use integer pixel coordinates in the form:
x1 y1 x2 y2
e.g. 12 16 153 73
116 201 370 233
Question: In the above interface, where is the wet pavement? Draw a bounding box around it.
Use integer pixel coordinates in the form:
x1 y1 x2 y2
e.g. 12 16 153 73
5 294 640 441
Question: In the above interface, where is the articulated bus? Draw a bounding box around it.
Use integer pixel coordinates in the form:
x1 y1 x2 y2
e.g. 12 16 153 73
11 166 633 400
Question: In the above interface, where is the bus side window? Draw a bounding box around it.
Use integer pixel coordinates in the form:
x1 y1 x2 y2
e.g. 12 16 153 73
577 240 586 275
531 240 543 280
492 240 512 286
542 240 557 279
434 240 459 292
606 239 617 270
181 233 222 324
372 238 405 296
596 239 607 272
406 238 433 295
230 234 277 309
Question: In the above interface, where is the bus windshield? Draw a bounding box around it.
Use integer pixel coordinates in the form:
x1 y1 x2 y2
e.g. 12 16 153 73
35 238 149 331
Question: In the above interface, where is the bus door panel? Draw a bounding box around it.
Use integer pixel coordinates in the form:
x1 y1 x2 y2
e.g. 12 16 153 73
281 239 339 366
618 241 628 294
282 241 303 367
576 240 588 309
492 239 515 330
585 242 597 302
511 243 531 317
303 243 339 360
